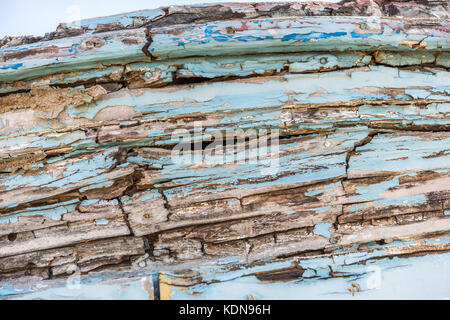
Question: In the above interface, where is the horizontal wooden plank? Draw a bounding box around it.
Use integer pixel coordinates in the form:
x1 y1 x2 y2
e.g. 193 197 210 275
1 15 448 82
149 17 449 60
160 246 450 299
1 65 447 153
0 29 149 82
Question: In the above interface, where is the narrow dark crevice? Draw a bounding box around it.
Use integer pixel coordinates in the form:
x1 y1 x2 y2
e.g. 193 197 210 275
117 197 134 236
142 29 156 60
344 130 379 177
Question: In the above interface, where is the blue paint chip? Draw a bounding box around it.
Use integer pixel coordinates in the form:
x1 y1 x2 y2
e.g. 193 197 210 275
95 219 109 226
0 285 31 297
1 63 23 70
350 31 384 38
313 222 333 238
236 36 264 42
282 32 346 42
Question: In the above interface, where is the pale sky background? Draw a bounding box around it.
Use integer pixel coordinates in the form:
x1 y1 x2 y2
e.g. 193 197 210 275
0 0 338 38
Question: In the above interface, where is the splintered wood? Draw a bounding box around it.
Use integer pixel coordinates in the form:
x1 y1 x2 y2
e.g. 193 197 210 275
0 1 449 299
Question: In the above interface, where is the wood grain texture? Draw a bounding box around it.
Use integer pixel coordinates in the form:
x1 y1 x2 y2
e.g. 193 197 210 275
0 1 449 299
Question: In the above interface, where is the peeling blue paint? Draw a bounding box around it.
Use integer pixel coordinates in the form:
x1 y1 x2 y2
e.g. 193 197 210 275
313 222 332 238
95 219 110 225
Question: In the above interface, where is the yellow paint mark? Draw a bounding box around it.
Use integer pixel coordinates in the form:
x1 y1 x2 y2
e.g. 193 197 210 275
159 273 173 300
159 272 204 300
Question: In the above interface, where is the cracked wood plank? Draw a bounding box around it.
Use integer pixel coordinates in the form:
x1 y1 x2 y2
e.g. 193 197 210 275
0 1 449 300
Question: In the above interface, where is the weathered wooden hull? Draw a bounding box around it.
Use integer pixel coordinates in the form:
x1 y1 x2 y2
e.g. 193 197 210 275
0 1 449 299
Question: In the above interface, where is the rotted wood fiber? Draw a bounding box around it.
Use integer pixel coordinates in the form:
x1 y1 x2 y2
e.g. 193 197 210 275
0 0 449 299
